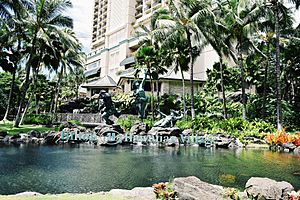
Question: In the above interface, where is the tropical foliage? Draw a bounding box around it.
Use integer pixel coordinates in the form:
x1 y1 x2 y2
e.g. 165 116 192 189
0 0 85 126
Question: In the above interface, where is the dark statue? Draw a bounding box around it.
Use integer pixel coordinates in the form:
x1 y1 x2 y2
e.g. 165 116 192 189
132 70 148 121
98 90 121 125
154 109 183 128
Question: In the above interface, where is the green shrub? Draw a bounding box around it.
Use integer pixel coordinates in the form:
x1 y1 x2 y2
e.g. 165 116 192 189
23 114 52 125
177 116 275 139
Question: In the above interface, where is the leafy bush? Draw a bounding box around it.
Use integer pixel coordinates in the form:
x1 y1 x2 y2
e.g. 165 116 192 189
117 116 136 132
23 114 52 125
176 116 275 139
158 94 181 115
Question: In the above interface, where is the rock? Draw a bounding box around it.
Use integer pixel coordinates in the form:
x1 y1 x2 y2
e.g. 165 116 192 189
2 135 11 143
0 131 8 137
15 192 42 196
148 127 181 137
174 176 225 200
253 138 267 144
182 129 193 136
44 132 61 145
166 136 180 146
245 177 294 200
282 143 296 151
0 131 7 142
215 136 232 148
28 130 42 138
228 138 244 148
19 134 29 143
95 123 124 135
246 143 269 149
130 122 149 135
294 147 300 154
59 121 78 131
110 187 155 200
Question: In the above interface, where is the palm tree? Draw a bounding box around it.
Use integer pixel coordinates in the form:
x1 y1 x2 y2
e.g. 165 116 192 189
0 0 29 121
194 10 236 119
50 29 83 114
135 9 169 113
267 0 299 130
14 0 73 127
161 35 196 119
157 0 213 120
218 0 266 120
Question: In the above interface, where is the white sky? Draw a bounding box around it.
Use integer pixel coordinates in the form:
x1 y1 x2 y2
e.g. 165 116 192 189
68 0 94 53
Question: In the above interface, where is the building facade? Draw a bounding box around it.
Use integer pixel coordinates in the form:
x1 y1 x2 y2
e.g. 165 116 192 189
83 0 219 97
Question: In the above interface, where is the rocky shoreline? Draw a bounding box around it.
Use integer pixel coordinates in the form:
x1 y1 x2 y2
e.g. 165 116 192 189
4 176 299 200
1 121 300 154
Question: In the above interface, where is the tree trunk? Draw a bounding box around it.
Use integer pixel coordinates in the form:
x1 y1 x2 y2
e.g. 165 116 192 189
262 44 269 118
219 59 227 119
20 66 39 125
53 67 64 114
186 30 195 120
149 72 155 121
3 68 16 121
180 67 187 119
14 32 38 127
20 91 34 125
156 68 160 111
275 5 282 130
238 38 247 120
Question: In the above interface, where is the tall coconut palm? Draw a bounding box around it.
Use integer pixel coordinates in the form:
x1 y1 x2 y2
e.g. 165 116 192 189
0 0 29 121
267 0 300 130
156 0 214 120
14 0 73 127
50 29 83 114
218 0 266 120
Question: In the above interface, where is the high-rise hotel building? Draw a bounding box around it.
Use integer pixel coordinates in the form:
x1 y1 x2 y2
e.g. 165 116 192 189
82 0 218 97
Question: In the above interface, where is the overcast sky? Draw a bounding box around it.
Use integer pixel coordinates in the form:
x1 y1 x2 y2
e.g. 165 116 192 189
68 0 94 53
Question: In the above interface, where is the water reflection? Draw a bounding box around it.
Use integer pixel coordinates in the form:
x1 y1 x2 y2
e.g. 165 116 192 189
0 144 299 195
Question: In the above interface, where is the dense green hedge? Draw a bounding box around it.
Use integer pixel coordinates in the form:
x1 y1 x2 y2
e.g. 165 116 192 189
176 117 275 139
23 114 52 125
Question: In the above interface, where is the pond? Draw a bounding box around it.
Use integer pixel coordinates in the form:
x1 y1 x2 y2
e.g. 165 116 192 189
0 144 299 195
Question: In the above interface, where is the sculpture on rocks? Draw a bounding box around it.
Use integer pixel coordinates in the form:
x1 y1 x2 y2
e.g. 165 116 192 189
132 69 148 121
98 90 121 125
154 109 183 128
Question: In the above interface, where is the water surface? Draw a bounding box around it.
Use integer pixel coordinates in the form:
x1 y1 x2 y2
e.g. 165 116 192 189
0 144 299 195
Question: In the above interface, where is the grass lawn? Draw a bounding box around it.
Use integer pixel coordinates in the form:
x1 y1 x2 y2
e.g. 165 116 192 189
0 194 127 200
0 120 55 136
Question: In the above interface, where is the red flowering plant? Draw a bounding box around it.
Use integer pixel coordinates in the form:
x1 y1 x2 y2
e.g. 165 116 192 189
288 190 300 200
266 130 300 147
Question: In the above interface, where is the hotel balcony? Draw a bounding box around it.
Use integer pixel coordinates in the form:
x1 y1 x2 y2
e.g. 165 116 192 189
135 12 142 19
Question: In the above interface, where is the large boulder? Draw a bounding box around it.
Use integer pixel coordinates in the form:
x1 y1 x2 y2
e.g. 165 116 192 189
245 177 294 200
282 143 297 152
148 127 181 137
44 132 61 145
174 176 225 200
28 130 42 138
294 147 300 154
0 131 8 142
94 123 124 135
130 122 149 135
110 187 155 200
